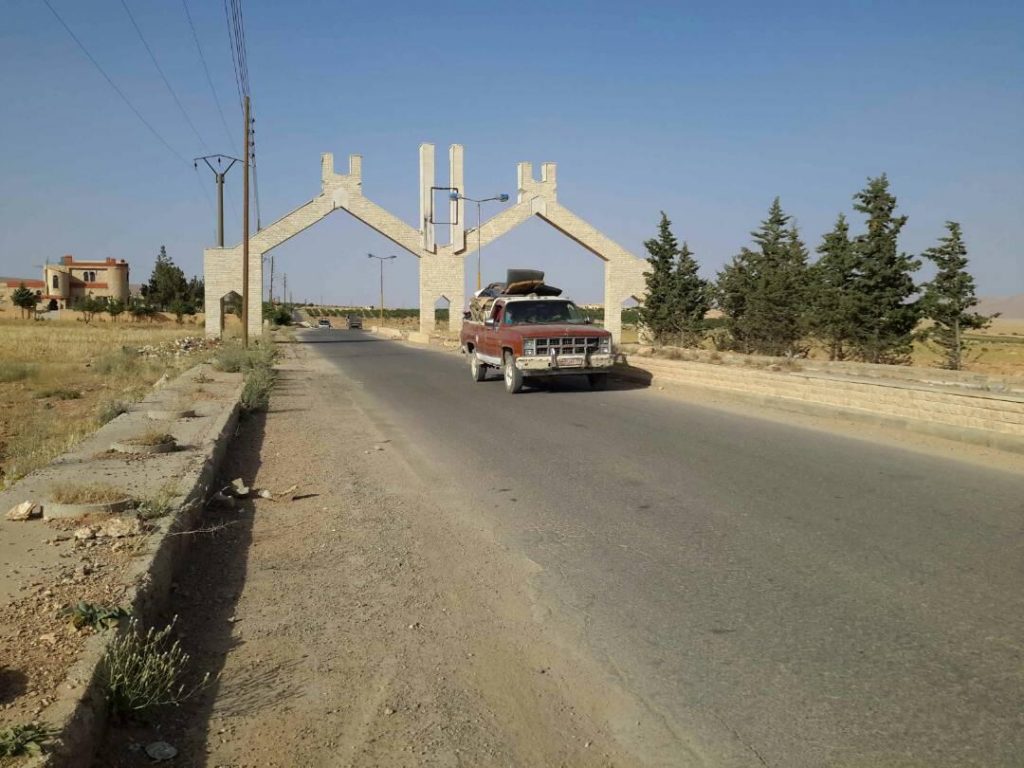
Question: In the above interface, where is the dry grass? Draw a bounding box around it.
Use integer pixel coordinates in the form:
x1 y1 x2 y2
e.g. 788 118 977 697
622 317 1024 378
0 319 212 488
50 482 128 504
127 430 176 447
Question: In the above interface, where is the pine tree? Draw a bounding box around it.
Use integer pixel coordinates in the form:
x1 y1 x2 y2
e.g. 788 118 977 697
146 246 188 311
107 298 126 322
716 198 810 356
849 175 920 364
638 212 682 344
919 221 992 370
11 283 37 318
809 214 859 360
670 241 710 346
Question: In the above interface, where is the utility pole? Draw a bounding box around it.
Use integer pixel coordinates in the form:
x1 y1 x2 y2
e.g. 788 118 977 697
269 254 275 304
282 273 287 307
368 253 396 325
241 95 250 348
193 155 240 247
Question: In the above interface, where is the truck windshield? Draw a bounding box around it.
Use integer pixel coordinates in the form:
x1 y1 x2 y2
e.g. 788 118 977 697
503 301 586 325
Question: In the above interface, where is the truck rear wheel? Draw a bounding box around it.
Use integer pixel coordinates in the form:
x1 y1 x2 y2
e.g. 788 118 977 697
470 352 486 382
503 352 524 394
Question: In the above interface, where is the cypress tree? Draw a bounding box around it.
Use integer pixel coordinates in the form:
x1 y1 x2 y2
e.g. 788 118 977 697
716 198 810 356
11 283 37 318
638 212 681 345
849 175 920 364
919 221 992 370
809 213 859 360
670 240 711 347
146 246 188 311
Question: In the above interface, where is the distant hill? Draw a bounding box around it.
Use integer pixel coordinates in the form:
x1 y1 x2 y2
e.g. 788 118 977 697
977 294 1024 319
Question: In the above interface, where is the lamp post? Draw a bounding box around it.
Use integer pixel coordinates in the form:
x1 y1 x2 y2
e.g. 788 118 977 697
451 192 509 291
367 253 396 326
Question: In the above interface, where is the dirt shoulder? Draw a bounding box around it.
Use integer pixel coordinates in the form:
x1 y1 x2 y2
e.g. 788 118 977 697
96 341 658 767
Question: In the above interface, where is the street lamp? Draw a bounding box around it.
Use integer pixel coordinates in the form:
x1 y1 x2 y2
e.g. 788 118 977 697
367 253 397 325
450 192 510 291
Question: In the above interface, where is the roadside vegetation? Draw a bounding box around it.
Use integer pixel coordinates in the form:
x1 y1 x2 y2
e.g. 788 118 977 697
639 175 1005 373
0 319 214 488
213 341 276 414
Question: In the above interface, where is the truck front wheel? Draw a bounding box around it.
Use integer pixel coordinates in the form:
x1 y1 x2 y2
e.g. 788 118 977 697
470 352 486 382
503 352 524 394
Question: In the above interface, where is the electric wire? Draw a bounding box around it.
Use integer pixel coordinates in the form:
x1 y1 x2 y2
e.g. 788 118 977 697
181 0 235 151
119 0 208 152
42 0 190 166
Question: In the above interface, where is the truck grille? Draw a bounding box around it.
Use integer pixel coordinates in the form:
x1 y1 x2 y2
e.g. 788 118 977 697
534 337 600 355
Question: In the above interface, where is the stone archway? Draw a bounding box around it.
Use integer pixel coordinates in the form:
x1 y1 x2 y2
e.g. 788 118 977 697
204 144 648 343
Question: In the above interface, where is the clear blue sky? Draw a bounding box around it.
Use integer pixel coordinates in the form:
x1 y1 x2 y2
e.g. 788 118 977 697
2 0 1022 307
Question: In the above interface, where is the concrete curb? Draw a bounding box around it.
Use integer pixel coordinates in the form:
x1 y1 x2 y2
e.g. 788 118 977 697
30 369 245 768
616 360 1024 455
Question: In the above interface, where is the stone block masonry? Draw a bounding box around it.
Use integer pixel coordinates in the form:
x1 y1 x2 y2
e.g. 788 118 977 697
204 144 648 343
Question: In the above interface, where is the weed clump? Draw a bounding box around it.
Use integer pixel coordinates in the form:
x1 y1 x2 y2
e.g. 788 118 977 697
94 348 139 376
97 399 130 424
60 601 129 631
51 483 128 505
0 722 56 757
102 617 208 716
240 365 274 413
0 362 38 383
34 387 82 400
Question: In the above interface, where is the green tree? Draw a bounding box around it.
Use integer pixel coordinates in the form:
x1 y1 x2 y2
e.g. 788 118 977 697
716 198 810 356
79 296 104 324
670 241 711 346
186 276 205 310
107 298 126 322
169 298 196 324
146 246 188 310
849 175 920 363
808 214 859 360
638 212 680 344
918 222 992 370
11 283 37 318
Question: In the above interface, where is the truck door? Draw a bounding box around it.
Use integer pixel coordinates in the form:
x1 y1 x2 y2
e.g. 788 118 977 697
479 301 504 361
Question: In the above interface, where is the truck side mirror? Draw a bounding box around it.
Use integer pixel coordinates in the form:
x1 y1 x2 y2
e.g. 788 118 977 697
462 311 471 320
484 317 496 328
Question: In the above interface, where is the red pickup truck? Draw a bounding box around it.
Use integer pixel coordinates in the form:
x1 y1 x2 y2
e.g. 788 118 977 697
460 296 613 393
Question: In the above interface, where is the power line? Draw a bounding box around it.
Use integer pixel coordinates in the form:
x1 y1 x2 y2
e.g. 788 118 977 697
119 0 208 152
42 0 189 165
181 0 235 151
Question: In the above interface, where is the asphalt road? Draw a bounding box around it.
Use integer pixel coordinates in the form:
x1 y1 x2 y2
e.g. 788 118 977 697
301 329 1024 767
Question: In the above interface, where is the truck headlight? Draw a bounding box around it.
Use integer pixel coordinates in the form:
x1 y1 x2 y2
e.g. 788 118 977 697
523 338 536 356
598 336 611 354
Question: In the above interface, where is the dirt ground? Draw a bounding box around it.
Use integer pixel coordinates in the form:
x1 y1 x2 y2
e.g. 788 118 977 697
95 342 654 767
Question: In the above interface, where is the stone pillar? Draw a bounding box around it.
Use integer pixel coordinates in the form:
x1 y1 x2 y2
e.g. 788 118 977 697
419 143 435 253
449 144 465 253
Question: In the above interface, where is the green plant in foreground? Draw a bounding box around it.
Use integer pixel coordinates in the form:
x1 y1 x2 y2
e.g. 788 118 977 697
60 601 129 631
240 365 274 414
102 617 208 716
0 722 56 757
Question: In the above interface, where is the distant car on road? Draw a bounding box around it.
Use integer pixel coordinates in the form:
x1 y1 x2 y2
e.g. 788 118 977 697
346 315 363 329
317 318 331 329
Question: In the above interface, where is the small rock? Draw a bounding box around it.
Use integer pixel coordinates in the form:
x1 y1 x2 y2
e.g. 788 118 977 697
230 478 250 498
256 489 273 500
75 563 93 577
373 445 385 452
5 501 40 521
145 741 177 761
73 527 97 541
39 633 58 645
384 706 395 716
97 517 143 538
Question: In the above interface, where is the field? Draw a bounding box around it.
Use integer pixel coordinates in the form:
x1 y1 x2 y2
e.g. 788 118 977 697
0 317 215 488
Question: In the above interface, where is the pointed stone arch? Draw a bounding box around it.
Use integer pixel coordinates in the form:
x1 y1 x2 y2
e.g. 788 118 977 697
204 144 647 343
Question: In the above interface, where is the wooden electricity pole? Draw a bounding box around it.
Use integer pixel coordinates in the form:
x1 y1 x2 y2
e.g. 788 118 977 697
241 95 251 348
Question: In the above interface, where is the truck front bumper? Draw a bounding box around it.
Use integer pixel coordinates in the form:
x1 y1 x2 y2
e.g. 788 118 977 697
516 353 613 374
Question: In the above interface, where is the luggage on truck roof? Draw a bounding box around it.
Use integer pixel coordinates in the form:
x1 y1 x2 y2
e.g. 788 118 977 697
468 269 564 321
